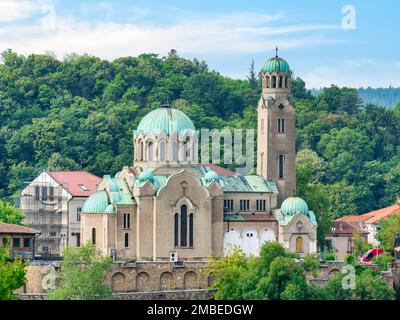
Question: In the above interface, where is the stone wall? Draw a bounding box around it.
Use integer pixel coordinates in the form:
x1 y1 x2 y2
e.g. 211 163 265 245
19 260 400 300
20 260 213 296
19 289 215 300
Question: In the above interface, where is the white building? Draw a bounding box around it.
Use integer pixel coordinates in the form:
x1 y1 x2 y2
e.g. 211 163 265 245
20 171 101 257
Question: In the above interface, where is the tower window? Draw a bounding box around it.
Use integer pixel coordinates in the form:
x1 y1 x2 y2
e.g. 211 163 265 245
123 213 131 229
124 233 129 248
278 119 285 133
278 154 285 179
260 119 264 134
271 76 276 88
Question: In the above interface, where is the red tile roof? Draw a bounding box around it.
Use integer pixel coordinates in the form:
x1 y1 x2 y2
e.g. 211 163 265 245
0 222 40 235
336 204 400 225
47 171 102 197
327 221 368 235
198 163 239 176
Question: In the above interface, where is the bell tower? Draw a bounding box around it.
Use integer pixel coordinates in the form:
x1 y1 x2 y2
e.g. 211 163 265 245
257 47 296 206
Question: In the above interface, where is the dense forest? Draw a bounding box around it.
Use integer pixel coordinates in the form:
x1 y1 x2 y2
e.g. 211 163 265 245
1 49 400 240
312 87 400 108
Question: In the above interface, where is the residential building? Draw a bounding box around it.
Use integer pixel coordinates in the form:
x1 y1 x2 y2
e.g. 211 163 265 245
20 171 101 258
0 222 41 260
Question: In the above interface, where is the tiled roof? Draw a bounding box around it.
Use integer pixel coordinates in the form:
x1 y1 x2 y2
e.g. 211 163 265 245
47 171 102 197
336 204 400 225
218 175 278 193
0 222 40 235
327 221 368 235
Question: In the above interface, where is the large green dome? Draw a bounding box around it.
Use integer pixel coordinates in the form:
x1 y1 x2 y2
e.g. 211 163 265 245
281 197 309 216
262 57 291 74
82 190 109 213
136 106 195 135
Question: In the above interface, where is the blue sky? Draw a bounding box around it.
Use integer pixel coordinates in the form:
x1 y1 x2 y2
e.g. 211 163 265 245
1 0 399 88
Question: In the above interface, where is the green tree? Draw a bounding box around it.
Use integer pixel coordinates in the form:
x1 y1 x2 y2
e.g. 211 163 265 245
324 268 394 300
0 244 26 300
0 199 25 225
48 243 113 300
378 214 400 251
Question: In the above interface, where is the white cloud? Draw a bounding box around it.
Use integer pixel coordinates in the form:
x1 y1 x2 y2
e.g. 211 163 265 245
0 11 341 60
0 0 47 23
302 64 400 89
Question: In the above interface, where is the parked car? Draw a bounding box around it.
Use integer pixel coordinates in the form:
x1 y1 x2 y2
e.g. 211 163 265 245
358 248 384 262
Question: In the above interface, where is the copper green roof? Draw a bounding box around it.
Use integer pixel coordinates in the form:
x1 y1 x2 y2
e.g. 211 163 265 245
224 213 246 221
281 197 309 216
82 190 109 213
105 204 116 213
218 175 278 193
138 171 154 183
135 107 195 135
262 57 290 73
133 166 277 194
204 170 219 184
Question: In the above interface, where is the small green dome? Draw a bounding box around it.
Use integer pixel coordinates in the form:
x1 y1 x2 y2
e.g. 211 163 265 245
138 171 154 183
205 171 219 183
281 197 309 216
105 204 116 213
82 191 109 213
136 106 195 136
262 57 290 74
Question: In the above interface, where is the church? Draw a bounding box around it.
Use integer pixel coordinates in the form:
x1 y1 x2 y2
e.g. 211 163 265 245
80 52 318 262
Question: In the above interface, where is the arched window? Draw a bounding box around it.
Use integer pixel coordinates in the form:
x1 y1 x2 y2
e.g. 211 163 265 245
140 141 144 161
278 76 282 88
159 140 166 161
181 205 187 247
147 141 153 161
174 205 193 248
284 77 287 88
174 213 179 247
124 233 129 248
172 141 178 162
189 213 194 247
296 236 303 253
271 76 276 88
91 228 96 245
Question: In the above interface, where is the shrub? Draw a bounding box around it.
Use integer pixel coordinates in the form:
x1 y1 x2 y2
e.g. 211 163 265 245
324 251 336 261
